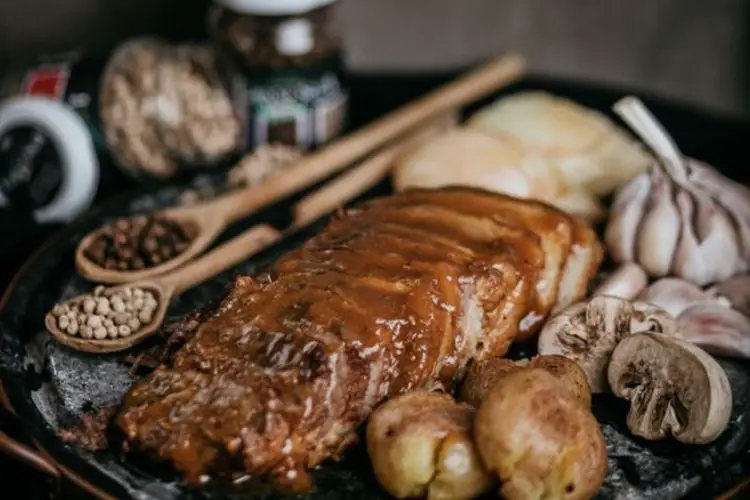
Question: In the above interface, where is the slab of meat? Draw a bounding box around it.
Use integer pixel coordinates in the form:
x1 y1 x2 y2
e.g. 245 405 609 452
114 186 602 489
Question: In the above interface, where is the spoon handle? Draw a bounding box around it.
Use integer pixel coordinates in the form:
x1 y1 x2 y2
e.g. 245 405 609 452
201 54 525 225
155 116 451 296
291 112 457 227
158 224 281 294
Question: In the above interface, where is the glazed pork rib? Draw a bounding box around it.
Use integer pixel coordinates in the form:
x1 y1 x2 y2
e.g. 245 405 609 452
115 187 602 488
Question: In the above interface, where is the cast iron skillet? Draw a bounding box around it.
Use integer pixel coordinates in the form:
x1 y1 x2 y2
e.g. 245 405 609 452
1 74 750 500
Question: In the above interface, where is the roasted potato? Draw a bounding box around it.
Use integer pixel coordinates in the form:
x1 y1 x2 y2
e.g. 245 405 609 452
460 355 592 408
366 391 492 500
474 369 607 500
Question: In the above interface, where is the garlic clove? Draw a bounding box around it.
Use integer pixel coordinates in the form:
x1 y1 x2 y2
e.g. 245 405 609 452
592 263 649 300
690 160 750 262
677 300 750 359
670 189 744 286
713 274 750 317
638 277 715 317
635 169 680 277
605 174 651 262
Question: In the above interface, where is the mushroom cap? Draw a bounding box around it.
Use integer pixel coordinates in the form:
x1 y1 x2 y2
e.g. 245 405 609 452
537 295 678 393
607 332 733 444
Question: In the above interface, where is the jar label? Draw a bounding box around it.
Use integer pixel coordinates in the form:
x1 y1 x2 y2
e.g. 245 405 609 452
238 71 347 150
21 62 72 99
0 52 110 155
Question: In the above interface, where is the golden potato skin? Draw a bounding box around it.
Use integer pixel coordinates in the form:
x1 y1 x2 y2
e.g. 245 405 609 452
474 369 607 500
459 358 519 407
366 391 492 500
460 355 592 408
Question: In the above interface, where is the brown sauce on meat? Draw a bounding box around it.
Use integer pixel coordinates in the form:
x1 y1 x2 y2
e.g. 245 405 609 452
114 188 559 488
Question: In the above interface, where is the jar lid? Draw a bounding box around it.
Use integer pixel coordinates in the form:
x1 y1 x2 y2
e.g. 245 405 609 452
214 0 336 15
0 97 99 223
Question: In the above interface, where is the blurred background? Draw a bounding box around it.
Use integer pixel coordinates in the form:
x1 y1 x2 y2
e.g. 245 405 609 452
0 0 748 116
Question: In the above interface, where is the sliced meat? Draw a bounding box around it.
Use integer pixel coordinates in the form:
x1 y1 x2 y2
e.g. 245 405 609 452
373 186 574 338
114 187 598 489
553 215 604 313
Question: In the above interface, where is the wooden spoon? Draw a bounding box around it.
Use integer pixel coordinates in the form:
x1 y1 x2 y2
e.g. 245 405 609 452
75 53 526 284
47 119 445 354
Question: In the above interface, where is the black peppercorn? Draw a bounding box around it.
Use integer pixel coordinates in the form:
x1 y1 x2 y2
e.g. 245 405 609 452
84 215 199 272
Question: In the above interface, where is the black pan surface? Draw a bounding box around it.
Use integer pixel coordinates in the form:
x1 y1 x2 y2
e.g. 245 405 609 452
1 74 750 500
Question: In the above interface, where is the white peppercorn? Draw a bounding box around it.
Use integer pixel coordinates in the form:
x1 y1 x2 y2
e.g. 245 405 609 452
82 298 96 314
87 315 103 328
107 326 119 339
94 327 108 340
104 318 115 328
133 288 144 298
118 325 132 337
96 298 111 315
114 312 129 326
128 318 141 331
77 313 87 326
80 326 93 339
67 321 79 336
111 297 126 313
139 308 154 324
133 298 145 310
52 304 67 316
57 315 70 330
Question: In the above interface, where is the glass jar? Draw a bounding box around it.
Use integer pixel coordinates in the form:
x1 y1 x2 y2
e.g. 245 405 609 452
208 0 348 152
99 38 242 180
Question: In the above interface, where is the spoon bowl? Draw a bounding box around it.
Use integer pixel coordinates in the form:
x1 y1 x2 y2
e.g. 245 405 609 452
75 205 229 285
44 282 173 354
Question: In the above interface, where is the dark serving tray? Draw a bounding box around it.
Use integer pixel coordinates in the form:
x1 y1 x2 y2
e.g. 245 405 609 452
1 71 750 500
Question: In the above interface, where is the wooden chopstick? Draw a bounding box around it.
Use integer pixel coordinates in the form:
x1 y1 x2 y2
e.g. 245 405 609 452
223 112 455 267
292 111 458 226
217 54 526 221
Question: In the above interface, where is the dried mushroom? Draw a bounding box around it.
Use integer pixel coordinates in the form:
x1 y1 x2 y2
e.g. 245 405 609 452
537 295 678 393
366 391 491 500
460 355 591 408
474 369 607 500
608 332 733 444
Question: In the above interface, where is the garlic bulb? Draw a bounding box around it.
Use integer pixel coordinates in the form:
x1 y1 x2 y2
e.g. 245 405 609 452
605 96 750 286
